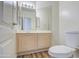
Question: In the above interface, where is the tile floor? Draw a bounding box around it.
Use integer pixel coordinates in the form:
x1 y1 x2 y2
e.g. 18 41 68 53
17 51 49 58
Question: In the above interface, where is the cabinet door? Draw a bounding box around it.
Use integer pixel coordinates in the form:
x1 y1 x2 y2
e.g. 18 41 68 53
16 33 37 53
38 33 51 49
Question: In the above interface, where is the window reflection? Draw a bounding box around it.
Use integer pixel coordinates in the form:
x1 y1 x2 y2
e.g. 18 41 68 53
23 17 31 32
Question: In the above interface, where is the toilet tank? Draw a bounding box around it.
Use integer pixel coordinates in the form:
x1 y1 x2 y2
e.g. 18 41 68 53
64 31 79 49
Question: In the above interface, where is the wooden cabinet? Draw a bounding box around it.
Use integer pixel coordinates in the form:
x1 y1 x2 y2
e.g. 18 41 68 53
16 33 37 52
37 33 51 49
16 33 51 53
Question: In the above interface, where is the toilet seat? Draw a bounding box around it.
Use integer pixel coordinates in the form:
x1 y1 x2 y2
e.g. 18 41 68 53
48 45 76 58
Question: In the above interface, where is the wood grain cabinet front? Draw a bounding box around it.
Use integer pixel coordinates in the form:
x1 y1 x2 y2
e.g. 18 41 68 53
16 33 37 53
37 33 51 49
16 33 51 53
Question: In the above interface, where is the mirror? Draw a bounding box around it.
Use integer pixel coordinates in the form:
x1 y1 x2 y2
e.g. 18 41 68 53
36 6 52 31
17 1 52 32
17 1 36 32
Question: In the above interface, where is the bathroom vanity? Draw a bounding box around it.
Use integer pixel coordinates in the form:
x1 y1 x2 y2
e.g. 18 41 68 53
15 1 52 56
16 31 52 55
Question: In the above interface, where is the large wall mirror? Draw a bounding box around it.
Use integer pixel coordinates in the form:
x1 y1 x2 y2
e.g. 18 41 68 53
17 1 52 32
17 1 36 32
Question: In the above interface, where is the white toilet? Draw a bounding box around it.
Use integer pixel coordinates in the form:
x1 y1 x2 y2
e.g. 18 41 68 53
48 32 79 58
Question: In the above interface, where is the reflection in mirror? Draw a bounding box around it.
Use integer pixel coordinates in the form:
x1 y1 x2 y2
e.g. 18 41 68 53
17 1 36 32
36 17 40 30
17 1 52 32
36 6 52 31
22 17 31 32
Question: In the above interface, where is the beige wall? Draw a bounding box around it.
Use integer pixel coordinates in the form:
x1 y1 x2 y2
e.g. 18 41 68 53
51 1 79 45
59 2 79 45
51 2 60 46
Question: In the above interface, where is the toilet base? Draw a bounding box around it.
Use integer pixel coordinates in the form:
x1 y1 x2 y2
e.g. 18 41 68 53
48 54 73 58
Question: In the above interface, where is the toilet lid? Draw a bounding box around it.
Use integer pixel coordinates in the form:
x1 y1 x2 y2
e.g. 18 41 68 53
49 45 75 53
